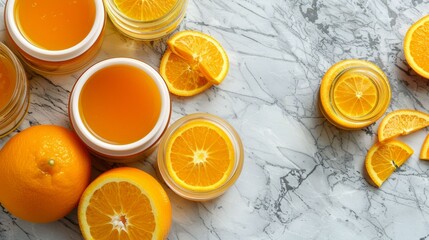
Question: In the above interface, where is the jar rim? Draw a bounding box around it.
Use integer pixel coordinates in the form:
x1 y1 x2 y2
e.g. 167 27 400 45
5 0 105 62
105 0 184 24
69 58 171 157
157 113 244 201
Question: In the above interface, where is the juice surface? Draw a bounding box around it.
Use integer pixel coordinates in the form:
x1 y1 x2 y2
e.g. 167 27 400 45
0 55 16 111
79 64 161 145
14 0 96 50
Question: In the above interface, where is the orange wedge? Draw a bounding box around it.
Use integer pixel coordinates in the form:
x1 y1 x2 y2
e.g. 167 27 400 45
378 109 429 142
167 30 229 85
159 49 212 96
113 0 177 21
78 167 171 240
420 134 429 160
165 119 235 191
404 15 429 79
365 140 413 187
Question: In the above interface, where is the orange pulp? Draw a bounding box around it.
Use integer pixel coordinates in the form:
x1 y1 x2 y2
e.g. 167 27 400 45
0 55 16 111
79 64 161 145
14 0 96 50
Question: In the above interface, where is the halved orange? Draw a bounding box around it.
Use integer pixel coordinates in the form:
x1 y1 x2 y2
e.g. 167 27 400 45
365 140 413 187
404 15 429 79
159 49 212 96
165 119 235 191
78 167 171 240
167 30 229 85
332 71 378 118
114 0 177 21
378 109 429 142
420 134 429 160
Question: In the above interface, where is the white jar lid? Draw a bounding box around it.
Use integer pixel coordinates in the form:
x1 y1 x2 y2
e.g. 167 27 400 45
5 0 105 62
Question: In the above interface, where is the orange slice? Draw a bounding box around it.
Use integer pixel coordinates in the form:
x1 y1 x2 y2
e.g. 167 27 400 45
378 109 429 142
167 30 229 85
78 167 171 240
113 0 177 21
159 48 212 96
365 140 413 187
404 15 429 79
332 71 378 117
165 119 235 191
420 134 429 160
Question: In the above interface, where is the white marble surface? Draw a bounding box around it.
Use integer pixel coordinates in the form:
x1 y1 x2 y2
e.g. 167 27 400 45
1 0 429 239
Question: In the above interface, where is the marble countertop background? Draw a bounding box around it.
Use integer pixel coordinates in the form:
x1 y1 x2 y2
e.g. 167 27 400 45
1 0 429 239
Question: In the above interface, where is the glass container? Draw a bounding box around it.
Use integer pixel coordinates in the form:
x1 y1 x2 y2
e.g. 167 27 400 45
0 42 29 138
319 59 391 129
157 113 244 201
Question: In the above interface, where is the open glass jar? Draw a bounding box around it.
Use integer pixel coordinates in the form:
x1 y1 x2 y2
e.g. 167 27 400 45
319 59 391 130
103 0 188 40
157 113 244 201
4 0 106 75
0 42 29 138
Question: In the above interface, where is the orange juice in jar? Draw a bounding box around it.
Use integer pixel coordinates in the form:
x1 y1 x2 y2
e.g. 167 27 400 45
319 59 391 129
69 58 171 162
5 0 106 74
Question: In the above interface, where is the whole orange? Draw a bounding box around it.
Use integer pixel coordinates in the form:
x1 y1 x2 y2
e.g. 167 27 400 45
0 125 92 223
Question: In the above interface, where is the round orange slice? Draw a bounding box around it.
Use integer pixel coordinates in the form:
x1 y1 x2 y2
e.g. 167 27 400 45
159 48 212 96
167 30 229 85
78 167 172 240
113 0 177 21
404 15 429 79
365 140 413 187
332 70 378 118
420 134 429 160
378 109 429 142
165 119 235 192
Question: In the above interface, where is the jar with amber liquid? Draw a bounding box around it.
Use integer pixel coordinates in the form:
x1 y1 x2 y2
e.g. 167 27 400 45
0 42 29 138
5 0 106 75
319 59 391 129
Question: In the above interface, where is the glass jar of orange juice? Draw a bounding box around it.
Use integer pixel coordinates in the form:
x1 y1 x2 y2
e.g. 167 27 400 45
319 59 391 129
103 0 188 40
5 0 106 75
157 113 244 201
0 43 29 138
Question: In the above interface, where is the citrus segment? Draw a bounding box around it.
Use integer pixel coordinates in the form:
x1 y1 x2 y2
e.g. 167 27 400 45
365 140 413 187
420 134 429 160
333 72 378 117
78 167 171 240
404 15 429 79
167 30 229 85
160 48 212 96
165 119 235 191
378 109 429 142
114 0 177 21
0 125 91 223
